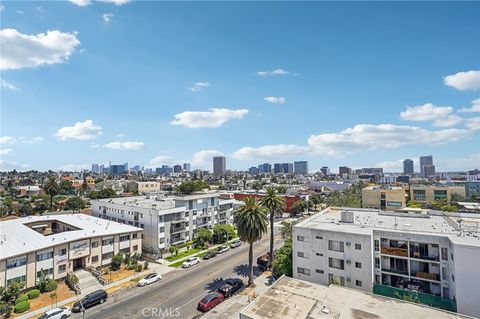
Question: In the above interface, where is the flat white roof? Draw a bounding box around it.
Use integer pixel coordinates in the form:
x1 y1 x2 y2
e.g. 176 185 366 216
295 207 480 247
0 214 141 260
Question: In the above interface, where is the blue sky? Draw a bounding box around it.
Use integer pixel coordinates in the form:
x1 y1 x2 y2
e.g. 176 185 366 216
1 1 479 172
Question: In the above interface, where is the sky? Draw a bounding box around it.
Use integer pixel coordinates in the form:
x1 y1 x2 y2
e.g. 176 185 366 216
0 1 479 173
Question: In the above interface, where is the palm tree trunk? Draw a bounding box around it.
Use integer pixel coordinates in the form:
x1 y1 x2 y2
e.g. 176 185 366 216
50 194 53 210
269 209 274 269
248 242 254 285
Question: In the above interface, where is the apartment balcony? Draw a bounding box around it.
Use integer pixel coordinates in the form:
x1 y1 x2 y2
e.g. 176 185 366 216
170 236 185 245
381 268 409 276
410 251 440 262
381 246 408 257
196 217 209 226
411 272 440 281
170 225 186 234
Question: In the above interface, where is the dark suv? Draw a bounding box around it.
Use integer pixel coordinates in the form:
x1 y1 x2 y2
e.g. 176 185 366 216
72 289 108 312
217 278 244 298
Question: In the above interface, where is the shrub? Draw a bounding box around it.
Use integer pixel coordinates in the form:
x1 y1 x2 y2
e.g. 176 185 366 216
110 253 124 271
44 279 57 292
135 264 143 272
14 301 30 313
14 295 28 305
143 262 149 270
0 301 12 318
27 289 40 300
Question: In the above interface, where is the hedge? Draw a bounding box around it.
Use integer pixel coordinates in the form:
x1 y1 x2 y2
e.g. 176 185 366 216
27 289 41 299
14 295 28 305
14 301 30 313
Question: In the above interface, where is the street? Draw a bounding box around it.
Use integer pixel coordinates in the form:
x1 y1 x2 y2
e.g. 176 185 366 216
71 231 283 319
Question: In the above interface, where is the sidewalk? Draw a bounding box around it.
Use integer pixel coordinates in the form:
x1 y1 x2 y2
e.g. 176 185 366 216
18 262 175 319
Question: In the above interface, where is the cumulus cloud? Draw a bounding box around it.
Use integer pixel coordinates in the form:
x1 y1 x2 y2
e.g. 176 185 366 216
0 148 13 156
102 13 113 23
0 136 17 144
400 103 453 121
444 70 480 91
0 28 81 70
57 163 90 171
308 124 473 156
256 69 292 77
98 0 131 5
191 150 223 168
170 108 249 128
69 0 92 6
0 79 20 91
231 144 309 160
102 141 144 150
465 117 480 130
149 155 174 167
264 96 286 104
432 115 464 127
459 98 480 113
54 120 102 141
190 82 210 92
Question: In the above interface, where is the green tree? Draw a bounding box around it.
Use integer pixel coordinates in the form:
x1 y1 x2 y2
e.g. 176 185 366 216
175 181 210 195
81 179 89 195
233 197 268 285
291 200 308 215
309 193 323 211
196 227 213 246
94 178 104 184
280 220 295 240
408 200 421 208
272 239 292 278
33 200 49 214
110 253 124 271
275 186 288 194
43 177 60 210
59 180 74 195
259 186 286 269
17 203 33 216
65 196 86 213
213 224 229 243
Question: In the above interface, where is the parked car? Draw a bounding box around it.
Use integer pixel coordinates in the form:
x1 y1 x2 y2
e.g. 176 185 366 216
217 278 244 298
257 252 270 271
197 292 224 312
72 290 108 312
229 240 242 249
217 246 230 254
38 307 71 319
182 256 200 268
202 251 217 260
138 272 162 286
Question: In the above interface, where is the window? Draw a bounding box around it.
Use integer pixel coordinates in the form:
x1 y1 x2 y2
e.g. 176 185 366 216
442 267 447 280
91 241 99 248
328 274 345 286
441 247 448 261
451 274 455 282
59 248 67 256
102 238 114 246
316 269 324 274
297 267 310 275
7 276 26 286
297 236 309 242
328 258 345 270
159 238 165 244
36 251 54 261
316 252 323 256
356 280 362 287
58 265 67 273
132 233 138 239
6 256 27 269
297 252 309 259
374 240 379 251
133 245 138 251
328 240 344 252
315 235 323 240
355 262 362 269
102 252 113 260
355 243 361 250
375 257 380 269
159 227 165 233
141 224 144 228
92 256 99 263
37 268 53 278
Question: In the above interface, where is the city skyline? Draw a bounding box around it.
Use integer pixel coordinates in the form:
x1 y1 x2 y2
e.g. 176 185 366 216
1 1 479 172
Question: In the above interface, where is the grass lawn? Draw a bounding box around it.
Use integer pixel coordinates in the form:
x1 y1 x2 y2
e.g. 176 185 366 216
165 247 202 262
169 260 185 268
105 279 138 295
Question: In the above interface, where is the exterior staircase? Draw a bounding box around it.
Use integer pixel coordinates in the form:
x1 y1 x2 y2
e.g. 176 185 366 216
75 269 103 294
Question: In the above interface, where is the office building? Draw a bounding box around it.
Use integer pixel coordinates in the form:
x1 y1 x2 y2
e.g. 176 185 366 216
292 207 480 318
410 185 466 207
91 164 100 173
403 159 414 175
173 164 182 173
466 181 480 200
182 163 191 172
282 163 294 174
424 164 436 177
420 155 434 176
320 166 330 176
156 165 173 175
273 163 283 174
110 164 126 175
362 186 406 210
258 163 272 174
92 193 239 257
213 156 226 175
294 161 309 175
248 167 259 175
0 214 142 289
339 166 352 177
123 162 128 172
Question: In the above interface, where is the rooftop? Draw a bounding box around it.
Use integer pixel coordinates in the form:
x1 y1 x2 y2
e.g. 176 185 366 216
295 207 480 247
363 185 404 191
0 214 141 260
240 276 469 319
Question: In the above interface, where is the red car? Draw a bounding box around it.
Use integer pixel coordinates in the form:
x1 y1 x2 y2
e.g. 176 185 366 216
197 292 224 312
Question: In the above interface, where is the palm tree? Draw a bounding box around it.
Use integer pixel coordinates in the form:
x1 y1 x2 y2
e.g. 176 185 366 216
43 177 60 211
233 197 268 285
259 187 285 269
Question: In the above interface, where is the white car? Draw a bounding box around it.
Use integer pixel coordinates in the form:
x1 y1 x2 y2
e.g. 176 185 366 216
217 246 230 254
38 307 71 319
137 272 162 286
182 257 200 268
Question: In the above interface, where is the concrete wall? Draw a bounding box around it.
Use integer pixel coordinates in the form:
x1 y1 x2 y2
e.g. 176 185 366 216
452 244 480 318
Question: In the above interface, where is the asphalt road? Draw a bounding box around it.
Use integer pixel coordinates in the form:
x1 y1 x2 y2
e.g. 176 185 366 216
71 231 282 319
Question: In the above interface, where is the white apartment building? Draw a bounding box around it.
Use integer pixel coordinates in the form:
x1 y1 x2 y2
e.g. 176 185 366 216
293 207 480 318
0 214 142 289
91 192 239 258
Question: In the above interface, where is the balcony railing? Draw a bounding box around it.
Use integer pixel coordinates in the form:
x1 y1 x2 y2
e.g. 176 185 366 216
411 272 440 281
382 268 409 276
410 251 439 261
381 246 408 257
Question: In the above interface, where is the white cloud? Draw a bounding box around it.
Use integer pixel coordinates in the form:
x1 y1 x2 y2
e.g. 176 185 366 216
0 5 4 11
20 136 43 144
0 28 80 70
0 148 13 156
432 115 464 128
459 98 480 113
57 163 89 171
308 124 473 156
54 120 102 141
444 70 480 91
16 10 24 14
231 144 309 160
0 136 17 144
1 79 20 91
264 96 286 104
69 0 92 6
102 13 113 23
256 69 292 77
400 103 453 121
149 155 175 167
0 160 29 171
191 150 223 168
436 154 480 171
465 117 480 131
98 0 131 5
102 141 144 150
170 108 249 128
190 82 210 92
